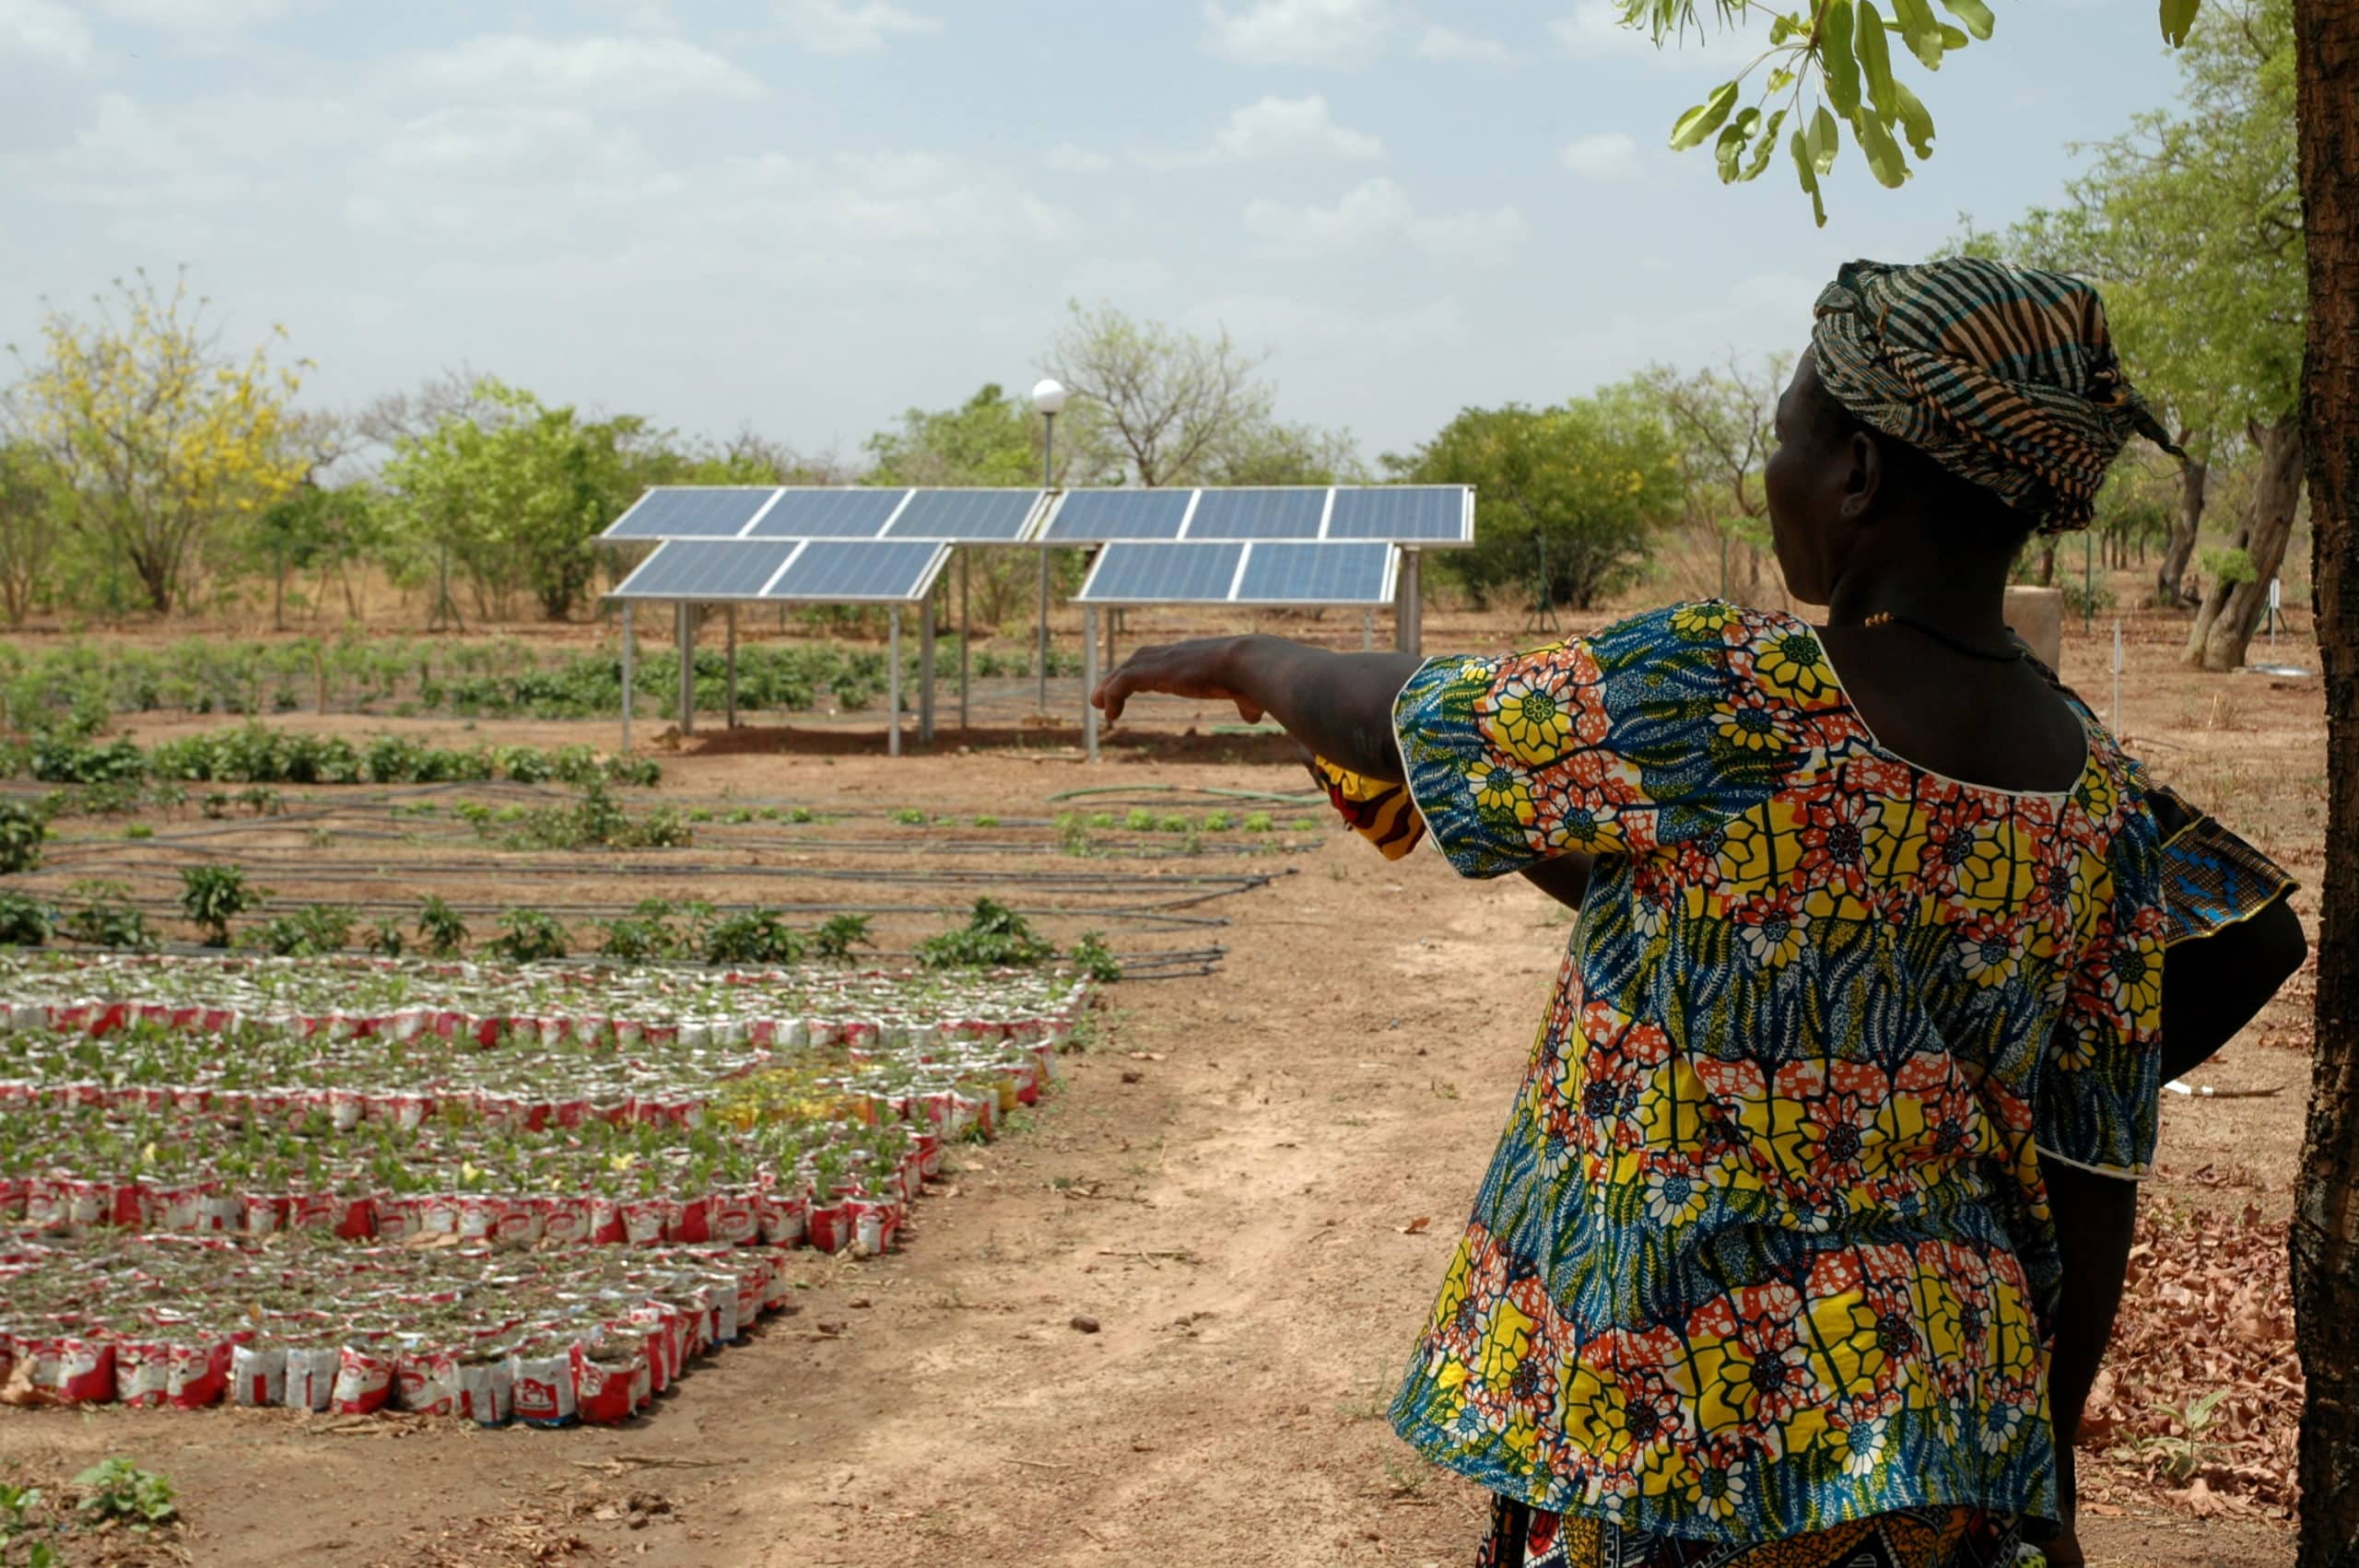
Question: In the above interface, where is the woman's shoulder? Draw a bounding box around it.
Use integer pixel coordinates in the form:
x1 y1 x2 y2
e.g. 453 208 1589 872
1575 599 1806 664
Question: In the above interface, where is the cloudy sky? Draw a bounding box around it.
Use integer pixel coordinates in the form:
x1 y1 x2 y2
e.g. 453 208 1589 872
0 0 2185 465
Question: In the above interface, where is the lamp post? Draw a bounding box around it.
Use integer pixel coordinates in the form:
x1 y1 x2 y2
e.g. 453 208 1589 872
1031 378 1068 714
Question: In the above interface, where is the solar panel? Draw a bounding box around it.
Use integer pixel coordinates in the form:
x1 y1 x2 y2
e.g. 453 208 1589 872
1183 487 1327 540
744 489 910 539
884 488 1044 541
609 540 800 599
765 540 946 602
605 487 781 540
1075 543 1247 603
1234 543 1395 603
1040 489 1193 542
1325 486 1471 544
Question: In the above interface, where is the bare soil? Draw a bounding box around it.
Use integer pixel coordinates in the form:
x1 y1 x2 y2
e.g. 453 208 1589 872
0 593 2317 1567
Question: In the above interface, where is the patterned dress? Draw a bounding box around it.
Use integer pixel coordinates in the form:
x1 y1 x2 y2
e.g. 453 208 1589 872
1326 601 2288 1556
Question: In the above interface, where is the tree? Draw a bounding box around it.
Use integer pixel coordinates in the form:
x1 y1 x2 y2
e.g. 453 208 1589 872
1636 354 1790 604
0 441 62 627
1043 302 1276 488
6 269 309 614
381 379 651 623
1390 391 1685 612
246 480 388 628
1620 1 2358 1558
1966 0 2303 665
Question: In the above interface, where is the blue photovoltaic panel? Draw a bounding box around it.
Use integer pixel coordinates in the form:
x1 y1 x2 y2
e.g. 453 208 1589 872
610 540 799 599
1040 489 1193 542
1076 543 1247 603
1325 486 1470 544
1183 488 1327 540
884 488 1043 541
605 486 780 540
1234 543 1394 604
766 540 945 602
745 488 910 539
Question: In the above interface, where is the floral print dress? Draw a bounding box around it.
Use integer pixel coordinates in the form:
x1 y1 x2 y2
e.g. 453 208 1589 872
1369 602 2179 1546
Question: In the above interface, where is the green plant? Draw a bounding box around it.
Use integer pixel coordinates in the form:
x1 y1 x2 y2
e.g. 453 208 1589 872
1202 812 1234 832
0 1477 55 1566
972 814 1000 828
246 904 354 957
487 907 569 965
787 806 816 825
916 897 1055 970
1124 808 1156 832
2061 577 2118 618
61 881 153 950
73 1458 176 1528
1068 931 1122 983
2201 544 2259 587
1156 813 1192 834
366 916 405 958
811 914 874 963
892 808 927 826
0 893 52 947
417 895 469 957
123 824 154 840
702 908 805 966
1242 812 1274 834
0 800 45 875
1054 813 1094 858
178 865 263 946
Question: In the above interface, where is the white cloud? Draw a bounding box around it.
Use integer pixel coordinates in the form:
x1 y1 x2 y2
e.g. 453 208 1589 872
1414 26 1508 64
390 34 763 108
94 0 289 33
0 0 93 67
4 90 283 208
1203 0 1393 67
780 0 939 55
1558 131 1638 180
1140 95 1383 170
1047 143 1115 174
1243 177 1527 263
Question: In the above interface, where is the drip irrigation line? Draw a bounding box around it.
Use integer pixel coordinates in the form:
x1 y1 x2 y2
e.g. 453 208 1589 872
1044 783 1320 804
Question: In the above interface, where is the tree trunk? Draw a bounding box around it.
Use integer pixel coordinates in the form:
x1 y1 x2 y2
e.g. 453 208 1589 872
2186 416 2304 671
2036 542 2056 586
2293 2 2359 1562
2160 446 2208 605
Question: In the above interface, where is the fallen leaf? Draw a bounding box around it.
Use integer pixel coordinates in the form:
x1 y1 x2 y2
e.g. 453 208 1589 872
1398 1216 1431 1235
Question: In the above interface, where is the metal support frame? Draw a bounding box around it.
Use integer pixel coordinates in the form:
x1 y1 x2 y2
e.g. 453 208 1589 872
1083 606 1099 764
919 595 936 745
957 553 970 732
1036 411 1056 715
1394 550 1425 656
1362 610 1373 651
675 602 696 735
619 602 634 751
887 606 903 759
723 605 737 729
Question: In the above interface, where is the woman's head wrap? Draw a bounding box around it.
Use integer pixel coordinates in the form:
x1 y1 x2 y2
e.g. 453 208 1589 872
1810 256 2177 534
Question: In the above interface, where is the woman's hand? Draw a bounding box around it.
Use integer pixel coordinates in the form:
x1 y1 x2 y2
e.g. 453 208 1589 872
1092 638 1263 725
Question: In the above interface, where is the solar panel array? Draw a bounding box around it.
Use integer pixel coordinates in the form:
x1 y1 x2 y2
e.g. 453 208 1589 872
604 485 1471 546
1074 541 1398 607
608 539 948 603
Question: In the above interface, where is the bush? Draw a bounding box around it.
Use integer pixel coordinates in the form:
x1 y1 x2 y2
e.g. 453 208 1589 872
811 914 873 963
2061 577 2118 618
245 905 354 957
417 895 469 957
366 917 405 958
1068 931 1122 983
61 881 153 950
0 892 52 946
179 865 263 946
916 897 1054 970
0 801 45 875
487 907 569 965
702 908 804 966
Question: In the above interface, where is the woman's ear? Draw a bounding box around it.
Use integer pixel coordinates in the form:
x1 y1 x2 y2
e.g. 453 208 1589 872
1840 429 1886 521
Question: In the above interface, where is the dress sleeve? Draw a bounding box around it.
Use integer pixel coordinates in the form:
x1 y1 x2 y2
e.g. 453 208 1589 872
2036 813 2168 1180
2148 783 2299 947
1305 756 1428 862
1391 602 1779 880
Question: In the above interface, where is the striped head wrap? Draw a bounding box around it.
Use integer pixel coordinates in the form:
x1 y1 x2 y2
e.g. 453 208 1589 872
1810 256 2176 534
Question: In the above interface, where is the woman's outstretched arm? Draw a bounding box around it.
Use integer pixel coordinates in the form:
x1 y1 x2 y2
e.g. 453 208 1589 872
1094 635 1425 783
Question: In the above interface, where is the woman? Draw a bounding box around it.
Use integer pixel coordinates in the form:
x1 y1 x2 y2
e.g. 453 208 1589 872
1091 257 2305 1567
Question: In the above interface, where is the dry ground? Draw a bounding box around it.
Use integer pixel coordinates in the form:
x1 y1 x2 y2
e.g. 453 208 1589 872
0 591 2319 1568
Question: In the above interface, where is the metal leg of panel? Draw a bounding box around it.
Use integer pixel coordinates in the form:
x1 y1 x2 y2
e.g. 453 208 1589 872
919 599 935 745
724 605 737 730
676 602 695 735
958 553 970 732
619 602 634 752
1083 606 1099 764
888 606 902 759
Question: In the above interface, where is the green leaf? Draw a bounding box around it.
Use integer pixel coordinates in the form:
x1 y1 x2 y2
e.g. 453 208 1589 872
1809 104 1840 174
1715 107 1762 182
1766 66 1797 92
1821 1 1860 116
1856 110 1910 187
1670 80 1741 150
1856 2 1899 123
1739 107 1789 181
1938 0 1995 40
2159 0 2199 45
1938 23 1969 49
1893 80 1936 158
1890 0 1945 69
1790 126 1827 227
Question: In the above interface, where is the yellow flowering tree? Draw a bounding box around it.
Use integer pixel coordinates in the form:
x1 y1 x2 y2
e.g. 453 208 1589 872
7 270 310 615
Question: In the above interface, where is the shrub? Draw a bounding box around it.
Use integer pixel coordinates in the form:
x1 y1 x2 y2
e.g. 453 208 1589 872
0 893 52 947
811 914 873 963
246 905 354 957
0 801 45 875
61 882 153 950
487 907 569 965
179 865 263 946
416 895 469 957
1068 931 1122 983
916 897 1054 970
366 917 405 958
703 908 805 966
